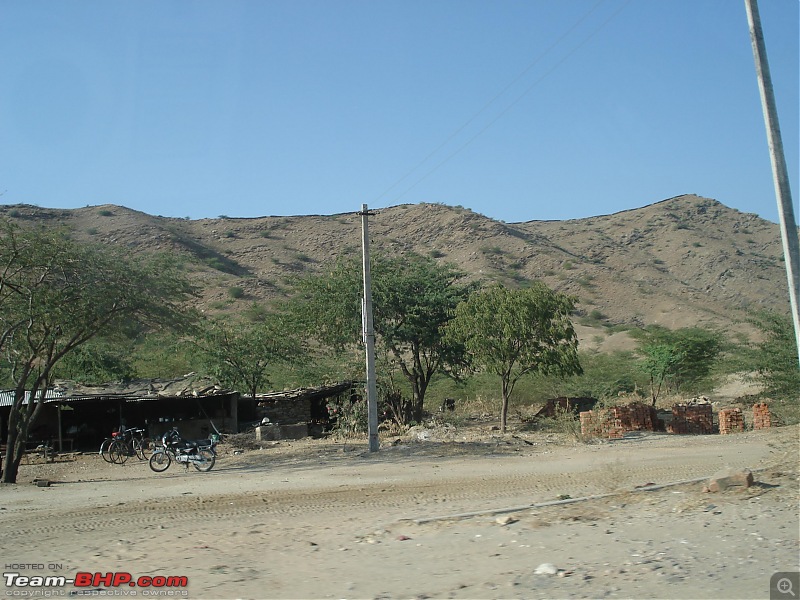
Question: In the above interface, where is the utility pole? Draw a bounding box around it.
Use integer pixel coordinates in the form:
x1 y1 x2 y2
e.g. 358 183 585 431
745 0 800 368
359 204 380 452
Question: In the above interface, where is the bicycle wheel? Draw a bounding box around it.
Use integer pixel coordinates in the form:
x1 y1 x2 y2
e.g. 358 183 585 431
148 450 171 473
133 438 153 460
108 440 129 464
193 449 215 472
139 438 155 460
99 438 114 463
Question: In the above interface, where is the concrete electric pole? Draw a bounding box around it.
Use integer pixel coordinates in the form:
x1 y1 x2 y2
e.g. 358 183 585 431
359 204 380 452
744 0 800 368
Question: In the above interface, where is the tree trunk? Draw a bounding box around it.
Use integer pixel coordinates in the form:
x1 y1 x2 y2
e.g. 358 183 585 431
3 383 47 484
411 380 423 423
500 378 510 434
2 426 26 484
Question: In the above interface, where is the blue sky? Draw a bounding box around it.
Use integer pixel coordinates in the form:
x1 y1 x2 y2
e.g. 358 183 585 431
1 0 797 224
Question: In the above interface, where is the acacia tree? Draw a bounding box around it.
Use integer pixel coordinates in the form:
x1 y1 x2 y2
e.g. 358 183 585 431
446 283 582 432
635 326 722 404
749 311 799 400
198 317 303 402
0 221 196 483
288 254 474 422
639 344 684 406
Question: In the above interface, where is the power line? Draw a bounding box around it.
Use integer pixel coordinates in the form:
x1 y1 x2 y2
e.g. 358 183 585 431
373 0 631 206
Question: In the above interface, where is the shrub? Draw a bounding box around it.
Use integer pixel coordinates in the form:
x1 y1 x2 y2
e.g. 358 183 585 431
537 404 588 443
326 395 368 437
228 286 245 299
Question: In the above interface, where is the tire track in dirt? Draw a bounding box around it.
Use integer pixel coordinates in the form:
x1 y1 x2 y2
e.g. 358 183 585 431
0 455 760 539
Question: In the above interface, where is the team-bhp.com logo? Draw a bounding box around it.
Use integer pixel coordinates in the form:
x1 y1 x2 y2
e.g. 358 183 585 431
4 572 188 597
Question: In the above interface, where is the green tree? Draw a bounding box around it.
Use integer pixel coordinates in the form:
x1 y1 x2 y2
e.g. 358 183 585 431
287 254 474 422
128 330 202 380
634 326 723 402
749 311 799 399
51 336 137 384
197 317 303 402
640 343 684 406
0 221 197 483
445 283 582 433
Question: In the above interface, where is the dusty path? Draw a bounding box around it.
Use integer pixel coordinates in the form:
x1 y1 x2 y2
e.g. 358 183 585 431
1 426 798 599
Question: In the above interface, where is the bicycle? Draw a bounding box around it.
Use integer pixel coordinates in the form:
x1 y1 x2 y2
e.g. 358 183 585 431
99 427 153 464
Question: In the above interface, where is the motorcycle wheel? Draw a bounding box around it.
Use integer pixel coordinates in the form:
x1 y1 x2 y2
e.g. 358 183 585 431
148 450 171 472
193 449 215 472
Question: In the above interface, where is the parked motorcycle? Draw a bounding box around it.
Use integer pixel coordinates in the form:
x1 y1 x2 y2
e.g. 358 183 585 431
149 428 218 473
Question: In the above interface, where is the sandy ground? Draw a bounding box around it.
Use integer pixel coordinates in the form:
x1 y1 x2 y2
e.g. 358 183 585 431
0 424 798 600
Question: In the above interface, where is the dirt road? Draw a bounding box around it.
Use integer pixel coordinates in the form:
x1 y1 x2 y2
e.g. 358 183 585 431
1 425 798 599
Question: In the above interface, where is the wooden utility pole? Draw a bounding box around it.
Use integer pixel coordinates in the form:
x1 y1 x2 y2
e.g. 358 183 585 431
359 204 380 452
745 0 800 367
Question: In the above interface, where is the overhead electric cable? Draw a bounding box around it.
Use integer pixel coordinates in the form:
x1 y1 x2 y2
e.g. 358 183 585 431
376 0 632 206
372 0 607 205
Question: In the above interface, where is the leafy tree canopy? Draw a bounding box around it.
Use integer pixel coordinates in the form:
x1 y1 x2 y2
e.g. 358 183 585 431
286 253 475 421
633 326 723 401
445 282 582 432
749 311 800 400
0 220 198 483
197 316 303 401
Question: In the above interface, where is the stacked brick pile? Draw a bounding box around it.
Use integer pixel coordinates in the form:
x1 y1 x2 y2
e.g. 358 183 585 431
667 403 715 434
579 410 623 439
579 402 662 439
752 403 772 429
612 402 661 431
718 407 745 435
580 410 605 438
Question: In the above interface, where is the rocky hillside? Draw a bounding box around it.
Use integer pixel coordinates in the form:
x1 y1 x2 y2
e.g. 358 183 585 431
0 194 791 349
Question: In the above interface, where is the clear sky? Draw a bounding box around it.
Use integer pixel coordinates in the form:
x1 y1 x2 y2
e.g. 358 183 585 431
1 0 797 224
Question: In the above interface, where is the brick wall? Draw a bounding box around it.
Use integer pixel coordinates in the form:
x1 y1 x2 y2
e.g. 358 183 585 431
580 410 622 439
667 403 715 435
718 407 744 435
752 403 772 429
579 402 662 439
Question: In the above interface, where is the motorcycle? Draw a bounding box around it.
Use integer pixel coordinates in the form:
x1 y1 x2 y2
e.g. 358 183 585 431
149 428 218 473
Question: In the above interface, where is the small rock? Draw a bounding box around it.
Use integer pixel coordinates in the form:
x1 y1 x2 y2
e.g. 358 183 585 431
707 468 754 492
534 563 559 576
496 515 517 526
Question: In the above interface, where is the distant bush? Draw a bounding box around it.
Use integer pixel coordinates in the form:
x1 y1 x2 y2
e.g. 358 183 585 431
228 286 245 299
480 246 505 256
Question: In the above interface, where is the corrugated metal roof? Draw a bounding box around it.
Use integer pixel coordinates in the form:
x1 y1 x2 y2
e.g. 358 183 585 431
0 388 64 408
0 374 235 408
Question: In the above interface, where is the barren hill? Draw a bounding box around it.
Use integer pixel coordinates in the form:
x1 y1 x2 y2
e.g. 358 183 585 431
0 194 791 347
